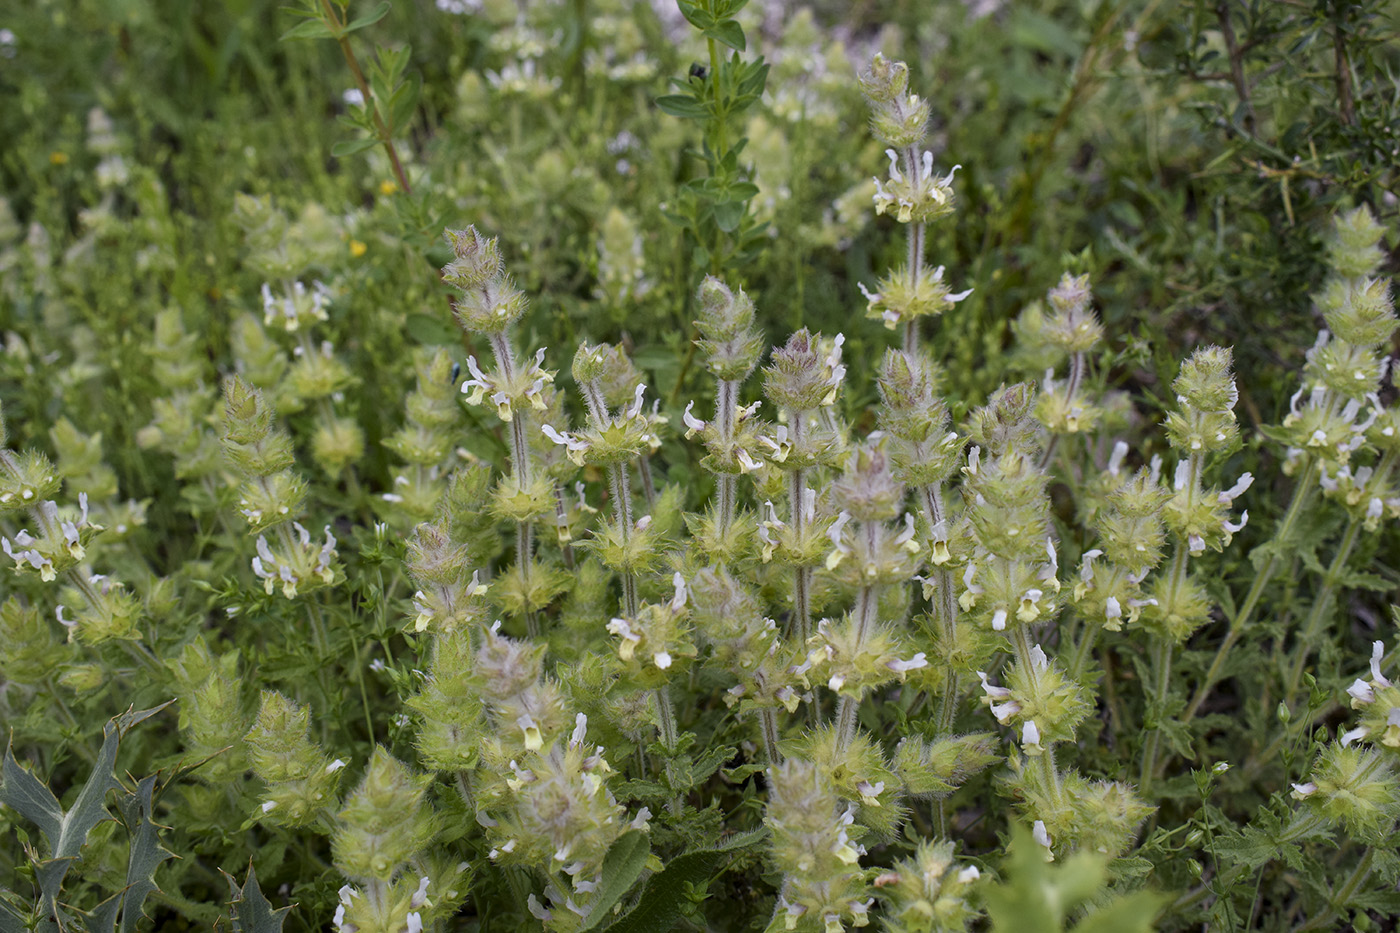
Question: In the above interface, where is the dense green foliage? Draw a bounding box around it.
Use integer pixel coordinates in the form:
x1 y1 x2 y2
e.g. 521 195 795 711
2 1 1400 931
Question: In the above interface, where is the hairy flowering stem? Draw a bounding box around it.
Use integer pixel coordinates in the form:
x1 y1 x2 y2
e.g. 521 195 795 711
834 527 881 755
1182 461 1317 724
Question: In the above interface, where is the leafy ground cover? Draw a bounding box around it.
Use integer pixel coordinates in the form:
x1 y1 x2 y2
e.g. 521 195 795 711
2 1 1399 931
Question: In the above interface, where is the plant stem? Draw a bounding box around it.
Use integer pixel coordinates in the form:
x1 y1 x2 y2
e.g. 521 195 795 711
1182 459 1319 724
835 548 880 755
1011 624 1063 809
788 411 812 645
489 332 538 637
317 0 411 194
919 484 961 734
1139 636 1174 796
1283 515 1362 705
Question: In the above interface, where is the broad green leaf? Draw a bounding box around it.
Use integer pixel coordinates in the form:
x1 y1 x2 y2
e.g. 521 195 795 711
579 831 651 931
1 746 63 844
345 0 391 33
118 775 175 933
599 829 767 933
226 865 294 933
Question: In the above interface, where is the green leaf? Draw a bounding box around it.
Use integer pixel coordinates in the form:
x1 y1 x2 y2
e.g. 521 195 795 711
656 95 708 120
1 746 63 845
675 0 712 30
405 313 459 346
713 200 744 233
598 829 767 933
332 137 380 157
345 0 391 33
226 865 293 933
278 18 337 41
389 73 422 135
579 831 651 931
704 20 745 52
118 775 175 933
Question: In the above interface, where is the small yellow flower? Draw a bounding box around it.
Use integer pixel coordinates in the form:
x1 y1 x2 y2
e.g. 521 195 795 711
349 239 368 258
49 151 69 165
379 179 398 196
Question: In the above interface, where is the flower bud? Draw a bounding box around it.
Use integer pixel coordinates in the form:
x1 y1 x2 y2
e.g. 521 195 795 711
442 227 527 335
857 54 909 104
695 276 764 381
245 691 342 826
765 330 846 413
1328 204 1386 279
333 748 437 882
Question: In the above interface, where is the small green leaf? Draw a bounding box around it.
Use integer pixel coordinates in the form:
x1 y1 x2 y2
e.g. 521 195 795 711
345 0 391 33
579 831 651 931
279 18 337 41
656 95 708 120
332 137 380 157
405 313 458 346
704 20 745 52
713 199 744 233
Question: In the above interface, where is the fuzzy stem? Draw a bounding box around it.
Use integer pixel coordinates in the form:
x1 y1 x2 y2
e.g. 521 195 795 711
1068 619 1101 682
788 410 812 644
835 547 880 755
901 145 925 354
607 464 639 619
489 332 538 636
1011 624 1063 809
716 379 739 532
1182 459 1320 723
759 708 782 765
919 484 961 734
1284 514 1363 706
1139 636 1174 797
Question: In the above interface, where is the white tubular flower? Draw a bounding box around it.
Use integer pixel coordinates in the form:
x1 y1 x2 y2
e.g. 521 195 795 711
1021 720 1043 754
670 571 688 611
990 608 1008 631
1219 473 1254 504
887 653 928 675
990 700 1022 724
1371 641 1391 687
542 424 590 465
570 713 589 747
527 895 553 922
606 617 642 660
894 512 920 553
1107 440 1129 476
682 400 706 437
1032 820 1053 857
1341 726 1370 747
825 510 853 570
1290 782 1317 800
977 670 1011 699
